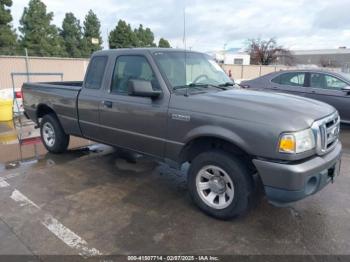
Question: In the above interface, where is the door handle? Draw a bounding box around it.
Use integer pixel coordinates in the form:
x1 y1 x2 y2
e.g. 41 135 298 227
102 100 113 108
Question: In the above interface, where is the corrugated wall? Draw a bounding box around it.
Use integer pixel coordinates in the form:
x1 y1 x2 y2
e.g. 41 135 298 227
0 56 89 90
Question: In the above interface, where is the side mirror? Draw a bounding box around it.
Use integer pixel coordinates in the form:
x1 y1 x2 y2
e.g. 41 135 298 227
128 79 161 98
341 86 350 94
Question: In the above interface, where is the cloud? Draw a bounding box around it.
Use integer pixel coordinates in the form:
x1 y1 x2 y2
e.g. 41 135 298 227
10 0 350 52
313 0 350 29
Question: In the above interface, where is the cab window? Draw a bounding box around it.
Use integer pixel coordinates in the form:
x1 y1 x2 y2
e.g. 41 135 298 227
110 55 160 94
85 56 107 89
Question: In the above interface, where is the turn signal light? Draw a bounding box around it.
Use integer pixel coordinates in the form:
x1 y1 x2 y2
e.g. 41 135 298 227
279 134 295 153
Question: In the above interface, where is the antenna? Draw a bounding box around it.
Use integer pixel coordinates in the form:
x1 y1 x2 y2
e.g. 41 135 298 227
183 5 186 50
183 2 189 97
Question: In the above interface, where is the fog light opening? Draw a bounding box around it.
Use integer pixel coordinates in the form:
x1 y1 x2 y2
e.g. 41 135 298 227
305 176 318 195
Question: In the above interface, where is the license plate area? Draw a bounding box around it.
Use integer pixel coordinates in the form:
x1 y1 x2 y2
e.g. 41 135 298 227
328 160 341 183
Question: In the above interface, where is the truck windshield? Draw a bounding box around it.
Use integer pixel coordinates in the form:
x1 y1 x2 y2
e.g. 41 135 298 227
153 51 233 91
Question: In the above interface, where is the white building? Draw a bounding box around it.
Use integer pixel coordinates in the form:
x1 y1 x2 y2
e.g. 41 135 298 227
207 48 250 65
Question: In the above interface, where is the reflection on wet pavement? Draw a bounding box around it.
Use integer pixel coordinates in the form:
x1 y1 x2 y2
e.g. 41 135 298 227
0 143 108 173
0 116 92 170
0 121 17 144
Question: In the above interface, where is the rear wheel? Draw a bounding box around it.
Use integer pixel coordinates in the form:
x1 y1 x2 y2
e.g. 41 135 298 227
188 150 253 219
40 114 69 154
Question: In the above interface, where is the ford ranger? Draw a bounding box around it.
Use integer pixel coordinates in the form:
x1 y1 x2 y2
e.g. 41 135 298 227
23 48 342 219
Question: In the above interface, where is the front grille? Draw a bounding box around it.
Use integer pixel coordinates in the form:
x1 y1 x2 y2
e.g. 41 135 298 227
311 113 340 155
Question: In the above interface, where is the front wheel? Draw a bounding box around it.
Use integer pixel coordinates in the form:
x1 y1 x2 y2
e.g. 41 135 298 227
40 114 69 154
188 150 253 220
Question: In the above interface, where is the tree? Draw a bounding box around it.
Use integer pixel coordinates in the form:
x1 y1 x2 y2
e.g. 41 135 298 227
0 0 18 55
246 38 292 65
82 10 103 56
134 24 156 47
60 13 84 57
19 0 65 57
108 20 138 49
158 38 171 48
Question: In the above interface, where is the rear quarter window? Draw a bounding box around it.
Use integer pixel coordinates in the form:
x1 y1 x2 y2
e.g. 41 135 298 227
271 75 281 84
272 72 305 87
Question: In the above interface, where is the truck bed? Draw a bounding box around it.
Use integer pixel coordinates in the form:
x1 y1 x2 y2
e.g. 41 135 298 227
22 81 83 136
24 81 83 89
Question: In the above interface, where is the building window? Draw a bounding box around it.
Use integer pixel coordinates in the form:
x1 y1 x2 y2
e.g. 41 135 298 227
234 58 243 65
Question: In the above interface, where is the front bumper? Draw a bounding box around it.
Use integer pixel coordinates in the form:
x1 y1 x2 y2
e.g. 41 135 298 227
253 142 342 204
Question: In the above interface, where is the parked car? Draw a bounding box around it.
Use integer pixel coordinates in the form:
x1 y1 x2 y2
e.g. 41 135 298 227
241 70 350 123
23 49 342 220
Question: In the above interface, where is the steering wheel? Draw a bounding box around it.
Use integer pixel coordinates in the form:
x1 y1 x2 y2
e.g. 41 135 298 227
192 74 209 84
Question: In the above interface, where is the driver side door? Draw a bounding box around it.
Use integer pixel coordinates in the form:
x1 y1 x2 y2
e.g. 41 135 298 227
98 53 169 158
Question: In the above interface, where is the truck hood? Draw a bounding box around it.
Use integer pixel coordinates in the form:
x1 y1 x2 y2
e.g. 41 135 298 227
181 89 336 131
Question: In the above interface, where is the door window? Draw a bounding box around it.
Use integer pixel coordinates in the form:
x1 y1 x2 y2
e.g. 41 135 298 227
309 73 325 89
85 56 107 89
310 73 347 90
272 72 305 87
324 75 347 90
111 55 160 93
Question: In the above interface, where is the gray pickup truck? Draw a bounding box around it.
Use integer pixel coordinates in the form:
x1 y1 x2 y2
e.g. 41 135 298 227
23 48 342 219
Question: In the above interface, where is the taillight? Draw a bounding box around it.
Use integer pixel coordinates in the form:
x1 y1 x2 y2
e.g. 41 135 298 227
15 91 22 99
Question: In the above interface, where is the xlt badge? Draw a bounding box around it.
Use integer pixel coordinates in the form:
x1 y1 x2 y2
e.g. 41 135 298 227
172 114 190 122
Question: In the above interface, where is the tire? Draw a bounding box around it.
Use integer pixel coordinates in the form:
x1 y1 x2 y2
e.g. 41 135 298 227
40 114 69 154
188 150 253 220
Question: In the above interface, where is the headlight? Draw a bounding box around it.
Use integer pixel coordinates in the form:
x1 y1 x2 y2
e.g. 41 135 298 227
279 128 315 154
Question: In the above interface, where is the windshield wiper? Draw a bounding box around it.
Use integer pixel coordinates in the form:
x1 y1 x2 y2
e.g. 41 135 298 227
218 82 234 87
173 83 227 91
198 83 228 90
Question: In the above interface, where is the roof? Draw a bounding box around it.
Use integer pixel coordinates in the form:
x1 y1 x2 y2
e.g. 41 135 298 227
263 69 349 80
94 48 202 56
292 49 350 55
206 47 248 56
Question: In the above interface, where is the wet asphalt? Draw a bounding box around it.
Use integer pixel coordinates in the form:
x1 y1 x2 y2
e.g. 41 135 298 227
0 123 349 259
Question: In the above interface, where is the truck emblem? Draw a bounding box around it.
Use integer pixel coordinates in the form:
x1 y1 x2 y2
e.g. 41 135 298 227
330 126 339 138
172 114 190 122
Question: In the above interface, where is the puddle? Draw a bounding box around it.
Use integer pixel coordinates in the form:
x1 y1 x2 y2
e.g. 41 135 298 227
0 117 41 145
0 116 114 171
0 143 112 173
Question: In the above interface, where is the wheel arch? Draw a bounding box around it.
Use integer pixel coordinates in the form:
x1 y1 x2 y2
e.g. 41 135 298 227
179 133 256 174
36 104 58 123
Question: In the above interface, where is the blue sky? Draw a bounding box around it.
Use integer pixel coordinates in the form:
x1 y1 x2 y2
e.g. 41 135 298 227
11 0 350 52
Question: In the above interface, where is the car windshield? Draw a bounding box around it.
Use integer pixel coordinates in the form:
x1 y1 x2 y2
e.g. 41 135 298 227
339 72 350 82
152 51 233 91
